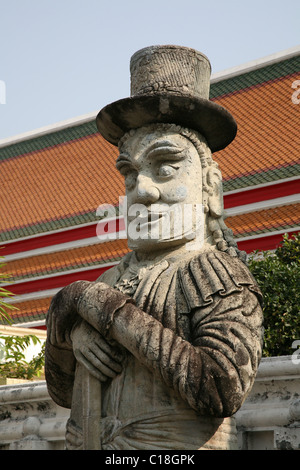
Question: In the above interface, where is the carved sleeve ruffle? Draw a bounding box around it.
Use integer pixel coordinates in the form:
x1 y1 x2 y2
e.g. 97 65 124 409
111 293 262 417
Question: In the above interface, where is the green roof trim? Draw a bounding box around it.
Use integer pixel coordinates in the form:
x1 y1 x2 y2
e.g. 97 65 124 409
0 120 98 162
210 55 300 99
0 311 47 326
222 162 300 191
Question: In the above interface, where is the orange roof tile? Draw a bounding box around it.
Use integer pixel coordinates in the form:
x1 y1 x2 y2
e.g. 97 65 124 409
213 73 300 184
1 133 124 235
1 66 299 241
3 238 129 281
9 297 52 324
226 203 300 237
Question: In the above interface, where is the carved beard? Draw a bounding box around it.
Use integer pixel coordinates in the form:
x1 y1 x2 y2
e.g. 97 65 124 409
127 203 204 251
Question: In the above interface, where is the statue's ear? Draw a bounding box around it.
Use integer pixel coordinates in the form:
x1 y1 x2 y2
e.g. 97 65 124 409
206 167 224 218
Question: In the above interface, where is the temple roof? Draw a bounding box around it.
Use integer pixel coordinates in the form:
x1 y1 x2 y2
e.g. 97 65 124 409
1 47 299 327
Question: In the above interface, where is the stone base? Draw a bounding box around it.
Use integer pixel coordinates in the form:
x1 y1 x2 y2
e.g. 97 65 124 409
235 356 300 450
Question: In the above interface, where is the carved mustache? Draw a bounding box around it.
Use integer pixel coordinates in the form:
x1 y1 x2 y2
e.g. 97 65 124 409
127 204 176 224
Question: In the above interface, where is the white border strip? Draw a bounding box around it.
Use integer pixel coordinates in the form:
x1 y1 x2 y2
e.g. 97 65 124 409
0 324 47 336
11 320 46 328
0 111 98 147
4 230 127 262
235 226 300 242
211 45 300 83
3 236 101 261
225 194 300 216
8 288 62 304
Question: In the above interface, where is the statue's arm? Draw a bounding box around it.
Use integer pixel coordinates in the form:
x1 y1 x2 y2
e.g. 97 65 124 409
45 280 128 408
93 285 263 418
45 279 263 416
45 340 76 408
45 281 91 408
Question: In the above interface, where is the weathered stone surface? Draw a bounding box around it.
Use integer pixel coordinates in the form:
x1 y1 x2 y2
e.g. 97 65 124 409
96 45 237 152
45 45 264 450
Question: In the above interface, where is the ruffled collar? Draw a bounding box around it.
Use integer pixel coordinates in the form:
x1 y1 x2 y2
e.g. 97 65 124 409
99 249 262 337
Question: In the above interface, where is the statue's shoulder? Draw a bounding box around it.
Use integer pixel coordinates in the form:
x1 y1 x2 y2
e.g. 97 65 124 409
177 249 262 310
96 251 133 287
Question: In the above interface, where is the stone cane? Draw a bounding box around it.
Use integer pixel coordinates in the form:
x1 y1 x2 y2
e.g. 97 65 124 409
70 282 102 449
75 281 124 449
81 364 102 450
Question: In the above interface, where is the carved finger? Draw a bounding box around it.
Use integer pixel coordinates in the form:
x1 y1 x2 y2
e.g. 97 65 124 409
94 335 124 363
74 349 119 381
92 343 123 373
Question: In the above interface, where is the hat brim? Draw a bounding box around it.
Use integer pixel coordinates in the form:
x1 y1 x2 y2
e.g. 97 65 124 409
96 93 237 153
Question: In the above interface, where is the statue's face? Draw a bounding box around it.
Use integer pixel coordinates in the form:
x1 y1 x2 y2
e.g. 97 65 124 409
117 127 204 252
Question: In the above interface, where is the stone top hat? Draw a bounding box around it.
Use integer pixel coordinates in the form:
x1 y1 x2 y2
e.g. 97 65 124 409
96 45 237 152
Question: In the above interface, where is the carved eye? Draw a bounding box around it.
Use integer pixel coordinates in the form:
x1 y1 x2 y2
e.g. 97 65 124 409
158 164 178 178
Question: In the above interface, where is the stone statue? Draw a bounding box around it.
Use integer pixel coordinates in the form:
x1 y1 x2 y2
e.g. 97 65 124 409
45 45 264 450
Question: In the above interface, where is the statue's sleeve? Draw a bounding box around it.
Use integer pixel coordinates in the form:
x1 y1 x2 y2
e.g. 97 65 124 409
110 284 263 417
44 259 128 409
45 281 91 408
45 340 76 408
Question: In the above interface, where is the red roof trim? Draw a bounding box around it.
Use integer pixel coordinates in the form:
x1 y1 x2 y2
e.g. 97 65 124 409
9 265 113 296
2 179 298 256
223 178 300 209
2 218 126 256
237 229 299 253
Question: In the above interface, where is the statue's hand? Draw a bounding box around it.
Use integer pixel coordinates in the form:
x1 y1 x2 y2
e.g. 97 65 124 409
77 281 133 338
71 320 125 382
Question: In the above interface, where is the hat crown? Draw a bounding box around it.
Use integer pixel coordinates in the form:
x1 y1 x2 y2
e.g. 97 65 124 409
130 45 211 100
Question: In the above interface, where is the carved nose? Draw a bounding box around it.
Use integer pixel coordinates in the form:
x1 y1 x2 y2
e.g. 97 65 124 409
136 175 160 204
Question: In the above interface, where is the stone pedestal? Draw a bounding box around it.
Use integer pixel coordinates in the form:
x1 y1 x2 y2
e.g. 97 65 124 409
235 355 300 450
0 381 69 450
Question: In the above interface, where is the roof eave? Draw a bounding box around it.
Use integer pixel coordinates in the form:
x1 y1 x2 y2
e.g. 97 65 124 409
211 45 300 84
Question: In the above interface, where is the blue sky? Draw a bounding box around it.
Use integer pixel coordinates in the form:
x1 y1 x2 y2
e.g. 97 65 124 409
0 0 299 140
